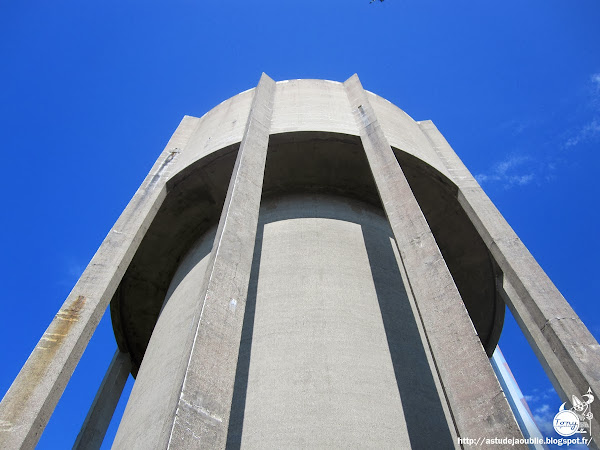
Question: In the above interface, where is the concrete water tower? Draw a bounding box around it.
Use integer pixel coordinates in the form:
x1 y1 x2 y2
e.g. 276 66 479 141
1 74 598 449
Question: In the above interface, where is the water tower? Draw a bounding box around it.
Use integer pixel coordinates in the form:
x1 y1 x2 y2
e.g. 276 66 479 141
1 74 598 449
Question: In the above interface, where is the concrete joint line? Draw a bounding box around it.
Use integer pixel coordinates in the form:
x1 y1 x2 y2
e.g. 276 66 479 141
540 317 580 334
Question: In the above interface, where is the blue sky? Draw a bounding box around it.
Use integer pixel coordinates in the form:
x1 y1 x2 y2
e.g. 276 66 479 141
0 1 599 448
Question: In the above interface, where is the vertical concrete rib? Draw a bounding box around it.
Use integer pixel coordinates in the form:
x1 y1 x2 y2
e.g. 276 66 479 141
419 119 600 434
0 116 198 450
73 351 131 450
344 74 525 447
165 73 275 448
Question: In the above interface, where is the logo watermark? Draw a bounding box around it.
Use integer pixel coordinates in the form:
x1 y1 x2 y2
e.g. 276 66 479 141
553 387 594 440
457 387 594 447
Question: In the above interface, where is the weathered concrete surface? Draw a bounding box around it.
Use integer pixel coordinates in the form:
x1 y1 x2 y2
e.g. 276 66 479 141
168 73 275 448
232 195 453 449
345 74 525 448
73 351 131 450
114 73 276 449
419 119 600 437
366 91 452 180
128 194 455 448
109 81 470 369
270 79 358 136
112 226 217 448
110 145 239 375
172 91 254 177
168 80 451 183
113 132 504 376
0 116 198 450
6 74 593 449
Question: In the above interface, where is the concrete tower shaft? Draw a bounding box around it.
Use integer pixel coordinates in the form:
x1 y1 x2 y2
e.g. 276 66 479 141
1 74 598 449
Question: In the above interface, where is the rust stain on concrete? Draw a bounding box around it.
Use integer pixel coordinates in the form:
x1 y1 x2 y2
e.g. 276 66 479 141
0 295 87 432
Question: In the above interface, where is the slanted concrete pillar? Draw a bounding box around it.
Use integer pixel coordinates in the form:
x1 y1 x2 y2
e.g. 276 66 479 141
0 116 198 450
419 119 600 435
152 73 275 448
73 350 131 450
344 74 525 448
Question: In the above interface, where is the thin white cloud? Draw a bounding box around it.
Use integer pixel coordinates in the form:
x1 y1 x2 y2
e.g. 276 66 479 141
562 72 600 149
564 118 600 148
479 71 600 187
523 388 559 438
523 388 555 405
532 403 554 436
56 258 86 287
474 155 536 188
67 262 85 280
591 72 600 95
496 155 527 174
495 118 532 136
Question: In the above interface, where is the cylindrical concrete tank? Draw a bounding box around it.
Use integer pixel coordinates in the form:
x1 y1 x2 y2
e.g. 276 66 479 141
109 76 511 448
117 194 454 448
3 75 597 450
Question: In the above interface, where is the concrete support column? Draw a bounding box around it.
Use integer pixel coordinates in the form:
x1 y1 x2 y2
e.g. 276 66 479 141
419 119 600 435
164 73 275 448
73 350 131 450
344 74 525 448
0 116 198 450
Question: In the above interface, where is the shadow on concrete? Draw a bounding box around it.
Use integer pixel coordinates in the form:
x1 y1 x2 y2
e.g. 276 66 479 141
361 225 455 450
225 195 454 448
225 223 264 449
